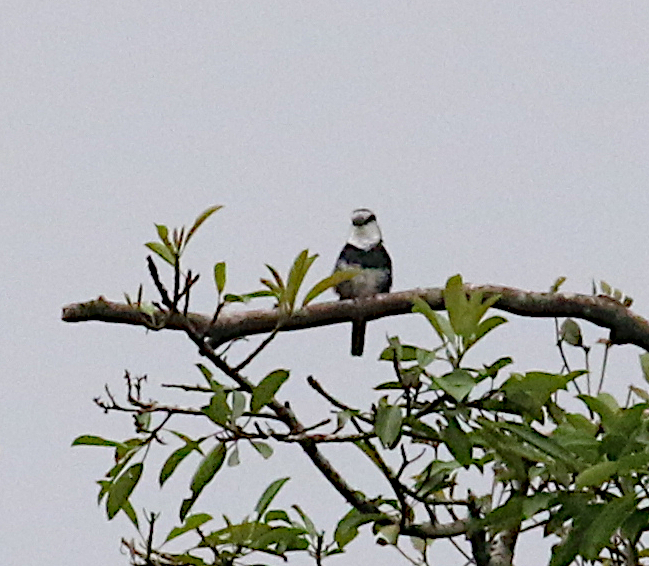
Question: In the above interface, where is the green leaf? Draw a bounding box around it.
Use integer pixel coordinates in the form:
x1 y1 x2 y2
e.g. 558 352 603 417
224 290 275 303
292 505 318 538
231 391 246 422
405 417 441 440
560 319 583 347
498 422 583 472
251 370 289 413
443 275 502 343
180 497 196 523
190 443 226 494
72 435 120 447
621 509 649 542
522 493 554 519
156 223 171 246
285 250 317 312
106 463 143 520
485 495 524 532
479 357 513 380
97 480 111 504
467 292 501 337
441 418 472 466
601 405 647 459
251 525 308 552
134 412 151 431
501 371 572 421
379 337 436 366
412 297 455 343
565 413 598 436
474 315 507 342
574 460 618 489
551 424 599 463
473 427 529 481
581 495 636 560
302 269 360 307
160 443 198 487
376 523 399 545
251 440 273 459
260 278 281 295
183 443 226 519
334 509 384 549
107 448 137 479
214 262 226 295
266 509 292 524
166 513 213 543
375 381 406 391
121 499 139 529
578 393 619 426
195 363 213 383
413 459 460 495
381 335 404 363
255 477 290 517
168 430 202 445
375 399 403 448
434 369 475 402
630 385 649 401
202 386 230 425
201 521 270 547
145 241 176 266
550 276 567 293
617 451 649 474
227 445 240 467
600 280 612 295
640 353 649 385
549 529 581 566
443 275 469 336
265 264 286 293
113 438 144 465
185 205 223 247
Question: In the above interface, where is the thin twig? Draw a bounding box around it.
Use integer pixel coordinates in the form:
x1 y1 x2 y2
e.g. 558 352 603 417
598 341 612 394
146 256 172 309
161 383 213 392
234 328 280 372
145 512 157 564
306 376 373 425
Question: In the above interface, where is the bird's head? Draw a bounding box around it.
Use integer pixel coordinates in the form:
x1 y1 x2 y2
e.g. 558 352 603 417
348 208 382 250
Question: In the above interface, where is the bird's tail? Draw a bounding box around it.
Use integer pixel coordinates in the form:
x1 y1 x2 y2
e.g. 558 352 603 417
351 319 366 357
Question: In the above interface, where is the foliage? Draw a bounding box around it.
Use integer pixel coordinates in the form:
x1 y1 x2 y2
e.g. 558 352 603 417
73 207 649 566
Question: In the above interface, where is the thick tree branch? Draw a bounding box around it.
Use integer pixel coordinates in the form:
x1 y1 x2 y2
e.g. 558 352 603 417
62 287 526 545
62 286 649 351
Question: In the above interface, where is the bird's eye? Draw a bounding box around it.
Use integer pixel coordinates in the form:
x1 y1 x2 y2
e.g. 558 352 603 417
356 214 375 226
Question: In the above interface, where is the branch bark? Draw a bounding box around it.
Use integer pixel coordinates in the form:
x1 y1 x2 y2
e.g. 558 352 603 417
61 285 649 351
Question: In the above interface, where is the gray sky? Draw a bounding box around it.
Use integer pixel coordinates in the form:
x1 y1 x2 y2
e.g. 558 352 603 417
3 2 649 564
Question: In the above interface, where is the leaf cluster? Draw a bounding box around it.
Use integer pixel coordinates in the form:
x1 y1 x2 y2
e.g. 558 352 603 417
74 208 649 566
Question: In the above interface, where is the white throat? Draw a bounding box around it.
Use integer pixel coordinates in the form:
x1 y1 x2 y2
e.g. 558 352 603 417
348 220 382 250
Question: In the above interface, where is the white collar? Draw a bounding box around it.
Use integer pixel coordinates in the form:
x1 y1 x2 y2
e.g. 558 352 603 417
348 220 382 250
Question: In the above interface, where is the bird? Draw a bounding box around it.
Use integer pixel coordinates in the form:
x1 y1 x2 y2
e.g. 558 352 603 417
334 208 392 356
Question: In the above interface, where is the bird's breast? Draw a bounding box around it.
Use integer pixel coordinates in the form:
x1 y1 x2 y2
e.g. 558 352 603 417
335 265 390 299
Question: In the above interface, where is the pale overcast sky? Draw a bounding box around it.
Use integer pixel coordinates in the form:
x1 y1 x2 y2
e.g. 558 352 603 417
3 2 649 565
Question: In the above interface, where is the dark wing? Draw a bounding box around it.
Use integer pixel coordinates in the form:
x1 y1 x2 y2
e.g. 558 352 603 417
337 243 391 271
373 242 392 292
